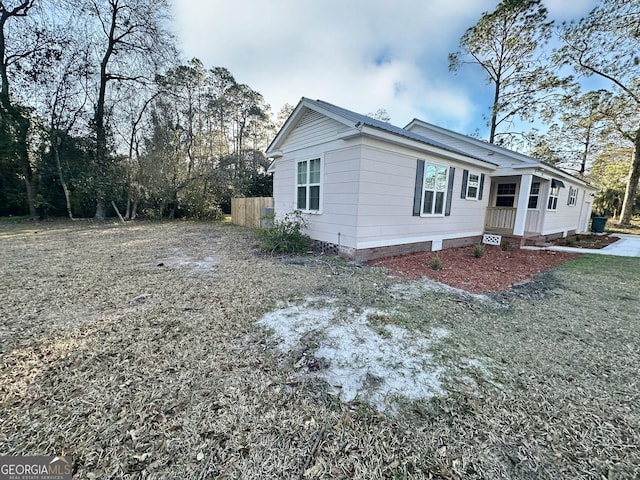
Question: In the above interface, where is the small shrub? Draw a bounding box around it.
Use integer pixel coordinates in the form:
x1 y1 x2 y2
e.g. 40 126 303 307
430 252 443 270
500 240 511 251
565 235 577 245
258 210 313 254
473 243 486 258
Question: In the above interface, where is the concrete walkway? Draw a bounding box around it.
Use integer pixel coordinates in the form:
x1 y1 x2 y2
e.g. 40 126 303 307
524 234 640 258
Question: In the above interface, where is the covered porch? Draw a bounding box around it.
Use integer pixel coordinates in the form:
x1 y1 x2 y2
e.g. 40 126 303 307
483 173 549 237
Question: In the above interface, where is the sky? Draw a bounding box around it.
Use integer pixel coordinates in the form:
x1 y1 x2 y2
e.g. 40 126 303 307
170 0 600 139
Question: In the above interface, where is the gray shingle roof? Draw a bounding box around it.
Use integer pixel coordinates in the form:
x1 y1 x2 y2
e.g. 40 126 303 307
310 98 495 166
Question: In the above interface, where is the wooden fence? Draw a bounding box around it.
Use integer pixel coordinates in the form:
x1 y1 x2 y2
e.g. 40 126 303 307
231 197 274 228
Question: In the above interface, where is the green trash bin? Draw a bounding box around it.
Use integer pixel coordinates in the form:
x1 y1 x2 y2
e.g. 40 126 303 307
591 216 607 233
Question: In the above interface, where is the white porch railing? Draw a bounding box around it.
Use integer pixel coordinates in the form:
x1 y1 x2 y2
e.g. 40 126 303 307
485 207 516 233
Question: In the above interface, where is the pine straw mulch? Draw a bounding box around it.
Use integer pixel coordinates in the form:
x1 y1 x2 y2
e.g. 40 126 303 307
1 220 639 479
370 245 578 293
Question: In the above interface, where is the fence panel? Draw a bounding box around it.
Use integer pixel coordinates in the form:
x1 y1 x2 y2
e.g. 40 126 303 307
231 197 274 228
484 207 516 233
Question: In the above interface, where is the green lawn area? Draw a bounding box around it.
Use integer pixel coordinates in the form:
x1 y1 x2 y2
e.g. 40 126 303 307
0 220 638 479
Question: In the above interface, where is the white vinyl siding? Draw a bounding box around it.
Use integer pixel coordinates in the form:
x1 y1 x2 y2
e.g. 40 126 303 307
294 147 363 249
284 110 345 152
355 144 490 249
540 183 589 235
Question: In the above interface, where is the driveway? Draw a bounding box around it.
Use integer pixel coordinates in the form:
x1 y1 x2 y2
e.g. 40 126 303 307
544 234 640 257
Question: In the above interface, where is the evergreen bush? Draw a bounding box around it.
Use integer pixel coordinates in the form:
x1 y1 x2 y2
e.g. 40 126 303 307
258 210 313 254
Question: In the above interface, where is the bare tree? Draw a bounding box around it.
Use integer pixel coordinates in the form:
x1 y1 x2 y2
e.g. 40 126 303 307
84 0 176 219
34 32 92 219
1 0 39 218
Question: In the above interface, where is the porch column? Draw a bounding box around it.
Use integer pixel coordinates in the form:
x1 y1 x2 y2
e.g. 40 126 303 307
513 174 532 236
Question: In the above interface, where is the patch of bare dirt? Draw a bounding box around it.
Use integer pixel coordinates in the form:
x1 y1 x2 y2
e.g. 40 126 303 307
370 245 577 293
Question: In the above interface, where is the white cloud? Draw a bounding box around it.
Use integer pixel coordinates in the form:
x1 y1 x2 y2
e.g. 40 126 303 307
171 0 494 129
543 0 598 21
170 0 594 135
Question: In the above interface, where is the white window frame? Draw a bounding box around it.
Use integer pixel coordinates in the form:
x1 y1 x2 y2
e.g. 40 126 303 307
421 162 449 217
568 186 578 206
466 173 480 200
528 182 540 209
547 185 560 211
296 156 322 213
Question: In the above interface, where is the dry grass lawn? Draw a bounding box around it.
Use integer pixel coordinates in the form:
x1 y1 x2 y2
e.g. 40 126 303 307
1 220 639 479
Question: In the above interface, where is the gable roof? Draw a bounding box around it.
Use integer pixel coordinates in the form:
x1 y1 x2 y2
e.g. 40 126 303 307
405 118 540 166
266 98 497 169
311 99 474 157
405 118 597 190
266 98 596 190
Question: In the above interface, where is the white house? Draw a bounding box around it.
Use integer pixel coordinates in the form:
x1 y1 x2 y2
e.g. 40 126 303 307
266 98 598 262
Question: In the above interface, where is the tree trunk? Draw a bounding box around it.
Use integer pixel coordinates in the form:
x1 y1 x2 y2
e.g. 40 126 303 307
52 135 74 219
619 130 640 225
16 114 36 219
93 3 118 220
489 80 501 144
94 199 106 220
580 124 591 177
111 200 125 223
1 10 36 219
23 158 37 219
93 98 108 221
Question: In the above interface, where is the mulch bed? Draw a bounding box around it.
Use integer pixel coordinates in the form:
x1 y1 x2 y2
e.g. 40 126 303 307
370 245 578 293
547 233 620 249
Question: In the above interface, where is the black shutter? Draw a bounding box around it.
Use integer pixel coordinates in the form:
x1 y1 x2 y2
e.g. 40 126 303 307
478 173 485 200
461 169 469 198
445 166 455 216
413 159 425 216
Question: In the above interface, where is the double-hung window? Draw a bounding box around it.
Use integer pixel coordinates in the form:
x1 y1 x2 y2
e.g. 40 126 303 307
547 185 560 210
297 158 321 211
460 169 484 200
422 163 449 215
567 186 578 206
528 182 540 209
466 173 480 199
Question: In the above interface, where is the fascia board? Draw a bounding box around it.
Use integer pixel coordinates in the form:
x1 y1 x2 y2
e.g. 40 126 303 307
266 160 276 173
265 101 307 156
266 98 357 157
406 119 538 164
359 125 497 170
496 164 597 191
